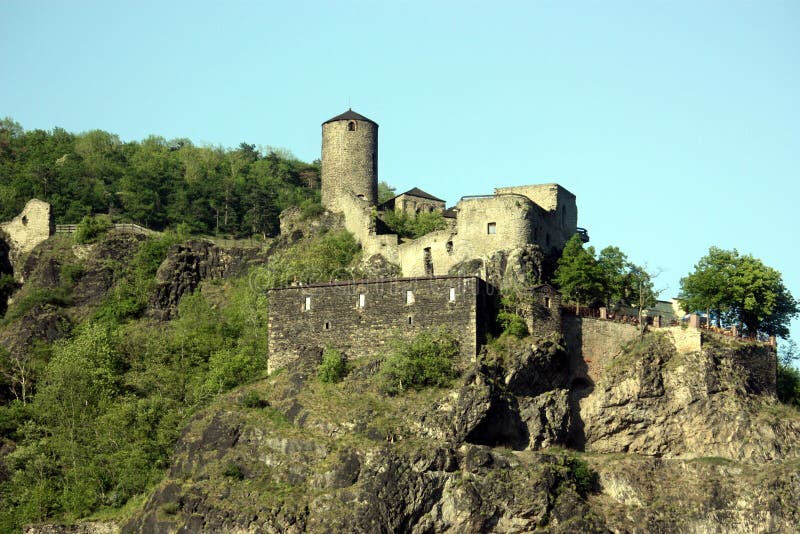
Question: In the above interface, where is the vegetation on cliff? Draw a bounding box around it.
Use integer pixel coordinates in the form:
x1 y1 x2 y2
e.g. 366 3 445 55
0 118 318 237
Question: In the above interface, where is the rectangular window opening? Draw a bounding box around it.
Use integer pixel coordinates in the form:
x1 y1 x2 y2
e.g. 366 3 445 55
359 293 366 308
406 290 415 305
449 287 456 302
304 296 311 311
487 222 496 235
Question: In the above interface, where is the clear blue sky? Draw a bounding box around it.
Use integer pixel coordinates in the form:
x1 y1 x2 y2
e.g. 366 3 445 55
2 1 799 342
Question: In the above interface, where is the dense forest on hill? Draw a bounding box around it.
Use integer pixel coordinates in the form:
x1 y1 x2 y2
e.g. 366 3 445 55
0 118 320 236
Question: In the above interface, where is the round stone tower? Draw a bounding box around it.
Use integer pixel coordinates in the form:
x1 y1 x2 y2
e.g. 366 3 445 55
321 109 378 212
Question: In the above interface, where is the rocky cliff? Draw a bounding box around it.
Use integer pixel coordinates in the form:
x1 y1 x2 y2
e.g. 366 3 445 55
117 332 800 533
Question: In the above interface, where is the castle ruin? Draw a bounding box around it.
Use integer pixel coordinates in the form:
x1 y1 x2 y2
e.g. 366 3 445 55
267 109 584 370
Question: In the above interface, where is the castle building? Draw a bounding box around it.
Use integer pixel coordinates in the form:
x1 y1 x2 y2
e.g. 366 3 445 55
266 109 586 372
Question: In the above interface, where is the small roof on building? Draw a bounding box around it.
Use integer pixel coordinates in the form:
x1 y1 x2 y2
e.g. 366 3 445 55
396 187 445 202
322 109 378 126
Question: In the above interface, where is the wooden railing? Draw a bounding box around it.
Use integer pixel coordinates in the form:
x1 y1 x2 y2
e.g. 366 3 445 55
55 223 160 236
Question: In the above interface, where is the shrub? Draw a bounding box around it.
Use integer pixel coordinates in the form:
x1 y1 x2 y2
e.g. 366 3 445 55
565 456 598 497
74 214 113 244
497 310 528 338
317 347 348 383
240 391 265 408
299 199 325 220
223 462 244 481
380 329 460 393
381 210 447 239
777 363 800 406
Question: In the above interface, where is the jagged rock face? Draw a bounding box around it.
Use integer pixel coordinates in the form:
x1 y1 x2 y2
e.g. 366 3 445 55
123 338 598 533
149 240 267 320
578 335 800 462
447 245 545 291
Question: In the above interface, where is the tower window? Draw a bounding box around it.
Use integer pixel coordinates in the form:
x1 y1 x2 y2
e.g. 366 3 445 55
487 222 496 235
449 287 456 302
406 290 415 305
347 121 356 131
304 296 311 311
324 321 331 330
359 293 366 308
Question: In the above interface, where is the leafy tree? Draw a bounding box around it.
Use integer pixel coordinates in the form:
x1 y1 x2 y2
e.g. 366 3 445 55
553 234 604 312
679 248 798 337
377 180 396 203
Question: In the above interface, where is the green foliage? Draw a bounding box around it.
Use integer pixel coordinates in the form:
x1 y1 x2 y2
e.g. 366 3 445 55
380 329 460 393
497 310 528 338
554 235 604 310
74 214 113 244
777 363 800 407
564 456 599 498
252 229 360 287
223 462 244 481
317 347 348 383
555 235 658 314
299 198 325 220
240 390 265 408
381 210 447 239
377 180 396 203
679 247 798 336
0 120 319 237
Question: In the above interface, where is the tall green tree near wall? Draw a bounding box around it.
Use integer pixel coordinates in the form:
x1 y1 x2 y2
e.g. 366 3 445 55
679 247 798 337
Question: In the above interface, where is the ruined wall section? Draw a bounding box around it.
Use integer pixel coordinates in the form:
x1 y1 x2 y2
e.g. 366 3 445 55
267 276 489 373
337 191 400 265
398 195 535 278
0 199 54 280
563 316 642 384
321 118 378 212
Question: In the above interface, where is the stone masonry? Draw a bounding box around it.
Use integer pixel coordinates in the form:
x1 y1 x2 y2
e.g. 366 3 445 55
267 276 494 373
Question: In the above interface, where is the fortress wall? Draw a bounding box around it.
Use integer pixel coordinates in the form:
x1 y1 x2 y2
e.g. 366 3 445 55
268 276 489 373
494 184 578 246
563 316 641 383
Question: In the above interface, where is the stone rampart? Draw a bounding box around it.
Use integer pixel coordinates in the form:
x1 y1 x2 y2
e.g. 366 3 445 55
267 276 492 374
563 316 641 383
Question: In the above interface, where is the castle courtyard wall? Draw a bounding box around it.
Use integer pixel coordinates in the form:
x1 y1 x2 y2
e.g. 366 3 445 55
267 276 492 373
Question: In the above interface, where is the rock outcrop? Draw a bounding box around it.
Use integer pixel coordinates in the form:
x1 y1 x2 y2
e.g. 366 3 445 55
119 329 800 533
149 240 268 320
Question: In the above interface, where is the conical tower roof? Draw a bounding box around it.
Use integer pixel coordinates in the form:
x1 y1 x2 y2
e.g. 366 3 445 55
322 108 378 126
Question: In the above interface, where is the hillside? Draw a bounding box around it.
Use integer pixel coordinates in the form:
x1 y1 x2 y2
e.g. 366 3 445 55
0 210 797 533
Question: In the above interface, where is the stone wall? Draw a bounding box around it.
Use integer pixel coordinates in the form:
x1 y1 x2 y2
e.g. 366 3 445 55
494 183 577 246
0 199 54 280
267 276 493 374
321 118 378 211
563 316 642 384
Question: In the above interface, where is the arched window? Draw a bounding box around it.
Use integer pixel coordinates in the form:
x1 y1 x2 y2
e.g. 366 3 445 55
347 121 356 131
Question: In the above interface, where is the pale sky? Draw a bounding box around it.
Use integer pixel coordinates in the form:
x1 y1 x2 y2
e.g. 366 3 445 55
2 0 799 341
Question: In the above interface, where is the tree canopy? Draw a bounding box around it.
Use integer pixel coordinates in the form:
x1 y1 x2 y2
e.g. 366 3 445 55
554 234 657 312
679 247 798 337
0 119 319 237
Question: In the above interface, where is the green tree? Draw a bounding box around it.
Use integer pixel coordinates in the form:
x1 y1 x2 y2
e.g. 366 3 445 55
554 234 604 312
679 248 798 336
377 180 396 203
